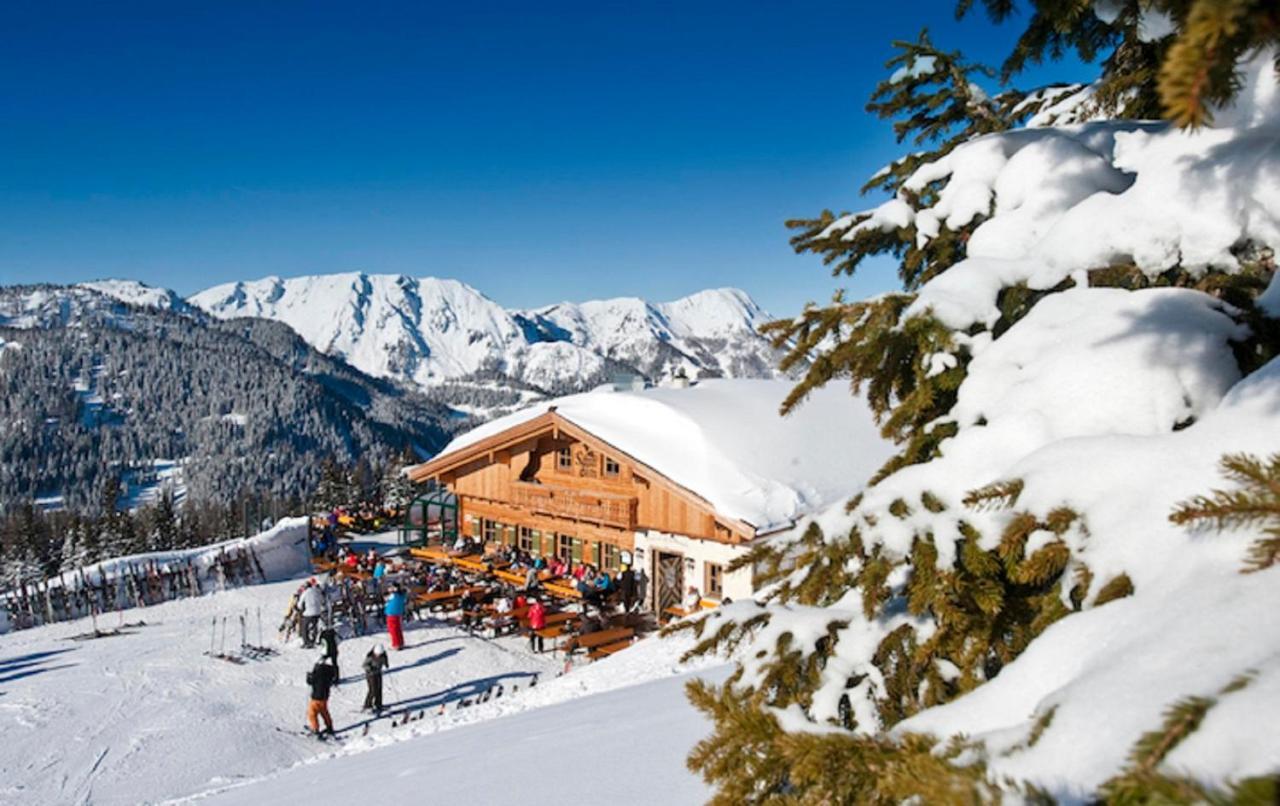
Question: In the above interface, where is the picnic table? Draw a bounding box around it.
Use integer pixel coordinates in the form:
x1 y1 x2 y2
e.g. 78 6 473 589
542 580 583 600
452 555 505 575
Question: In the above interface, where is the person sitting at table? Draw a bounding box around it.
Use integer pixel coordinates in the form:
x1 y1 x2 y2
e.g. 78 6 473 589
523 564 541 594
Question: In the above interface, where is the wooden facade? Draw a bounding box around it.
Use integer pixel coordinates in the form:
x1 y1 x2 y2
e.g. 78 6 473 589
406 410 756 572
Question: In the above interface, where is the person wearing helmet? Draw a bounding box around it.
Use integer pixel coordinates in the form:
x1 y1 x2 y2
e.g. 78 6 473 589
306 654 338 737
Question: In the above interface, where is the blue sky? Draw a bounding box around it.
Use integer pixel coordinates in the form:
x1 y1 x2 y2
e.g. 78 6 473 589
0 1 1096 314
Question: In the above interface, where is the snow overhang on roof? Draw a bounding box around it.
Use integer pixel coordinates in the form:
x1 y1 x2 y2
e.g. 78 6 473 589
410 379 894 534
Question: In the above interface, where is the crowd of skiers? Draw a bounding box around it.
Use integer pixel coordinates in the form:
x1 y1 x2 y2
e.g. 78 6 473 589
2 544 267 631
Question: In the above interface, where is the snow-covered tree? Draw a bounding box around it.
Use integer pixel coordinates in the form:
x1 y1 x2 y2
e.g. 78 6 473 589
679 5 1280 802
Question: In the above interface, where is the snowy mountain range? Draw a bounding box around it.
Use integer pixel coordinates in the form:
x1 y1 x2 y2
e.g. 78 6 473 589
0 283 454 511
186 273 785 393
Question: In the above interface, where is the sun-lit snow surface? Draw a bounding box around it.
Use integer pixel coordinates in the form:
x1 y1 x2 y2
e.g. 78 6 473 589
1 528 718 805
190 639 727 806
434 379 895 531
188 273 782 391
77 280 196 316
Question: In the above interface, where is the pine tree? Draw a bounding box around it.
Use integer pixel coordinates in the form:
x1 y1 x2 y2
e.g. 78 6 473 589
678 6 1279 802
145 491 179 553
380 447 420 512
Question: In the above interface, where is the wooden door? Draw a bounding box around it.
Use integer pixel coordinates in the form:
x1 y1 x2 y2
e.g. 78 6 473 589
655 551 684 613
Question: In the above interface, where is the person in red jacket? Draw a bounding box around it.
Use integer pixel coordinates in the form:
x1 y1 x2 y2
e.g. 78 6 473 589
527 597 546 653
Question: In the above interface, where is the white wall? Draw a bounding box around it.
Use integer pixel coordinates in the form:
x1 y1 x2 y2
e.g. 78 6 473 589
632 529 754 607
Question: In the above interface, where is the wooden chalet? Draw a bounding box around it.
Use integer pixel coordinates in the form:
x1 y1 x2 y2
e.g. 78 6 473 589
404 380 892 615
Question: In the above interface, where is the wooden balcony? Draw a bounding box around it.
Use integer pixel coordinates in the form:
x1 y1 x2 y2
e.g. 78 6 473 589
510 482 637 530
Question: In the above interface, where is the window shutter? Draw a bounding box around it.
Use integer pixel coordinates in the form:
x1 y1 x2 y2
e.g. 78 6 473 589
572 538 583 563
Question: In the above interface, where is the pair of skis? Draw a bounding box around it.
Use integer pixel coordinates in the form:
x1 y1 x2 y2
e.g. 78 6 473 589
203 610 275 664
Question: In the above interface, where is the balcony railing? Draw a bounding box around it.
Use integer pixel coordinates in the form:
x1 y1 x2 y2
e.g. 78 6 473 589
510 482 637 530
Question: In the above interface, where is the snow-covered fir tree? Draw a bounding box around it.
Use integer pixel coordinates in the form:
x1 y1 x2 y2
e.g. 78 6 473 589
675 3 1280 802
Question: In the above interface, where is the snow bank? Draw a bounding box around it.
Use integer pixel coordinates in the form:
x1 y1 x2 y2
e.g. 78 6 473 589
429 379 896 531
66 517 311 587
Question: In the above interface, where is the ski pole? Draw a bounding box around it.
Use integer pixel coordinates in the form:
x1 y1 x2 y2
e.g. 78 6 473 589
220 616 228 655
209 617 217 655
257 607 264 648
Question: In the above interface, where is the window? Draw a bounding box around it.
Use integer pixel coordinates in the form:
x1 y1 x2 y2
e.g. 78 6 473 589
705 562 724 599
483 519 498 543
598 542 619 570
604 456 620 477
557 446 572 470
518 526 536 553
557 534 574 563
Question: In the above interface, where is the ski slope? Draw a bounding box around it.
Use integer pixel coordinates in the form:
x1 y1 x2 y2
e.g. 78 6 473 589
0 535 722 805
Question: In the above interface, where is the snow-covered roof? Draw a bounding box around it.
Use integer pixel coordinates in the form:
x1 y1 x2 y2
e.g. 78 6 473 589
427 379 894 532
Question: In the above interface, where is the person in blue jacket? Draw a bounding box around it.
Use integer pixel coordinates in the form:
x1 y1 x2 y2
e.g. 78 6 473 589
384 585 408 650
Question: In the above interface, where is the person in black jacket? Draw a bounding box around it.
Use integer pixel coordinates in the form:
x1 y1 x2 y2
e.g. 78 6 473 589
318 623 340 680
362 645 390 713
619 565 638 613
306 655 338 737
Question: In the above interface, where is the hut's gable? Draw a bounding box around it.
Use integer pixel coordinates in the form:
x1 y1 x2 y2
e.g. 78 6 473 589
409 412 753 544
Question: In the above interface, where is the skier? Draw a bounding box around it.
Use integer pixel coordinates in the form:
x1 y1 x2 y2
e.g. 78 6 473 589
384 584 408 651
298 580 325 648
305 654 338 738
362 645 390 713
318 622 341 680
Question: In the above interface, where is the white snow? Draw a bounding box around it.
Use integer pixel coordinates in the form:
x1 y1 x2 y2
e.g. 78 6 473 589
827 50 1280 333
188 274 783 393
78 280 194 315
428 379 896 531
893 355 1280 797
888 55 937 84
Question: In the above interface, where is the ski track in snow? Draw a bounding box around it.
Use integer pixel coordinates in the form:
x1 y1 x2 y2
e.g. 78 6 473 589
0 541 722 805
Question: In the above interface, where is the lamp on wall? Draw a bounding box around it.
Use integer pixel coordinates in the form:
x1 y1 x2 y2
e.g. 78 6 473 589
684 556 697 571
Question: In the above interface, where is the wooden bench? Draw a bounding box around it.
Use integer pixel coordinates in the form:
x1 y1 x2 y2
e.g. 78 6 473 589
588 638 634 660
413 585 484 610
409 546 451 564
661 599 719 621
563 627 634 655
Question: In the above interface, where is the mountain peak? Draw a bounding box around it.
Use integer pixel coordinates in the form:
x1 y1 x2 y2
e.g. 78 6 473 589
187 272 785 391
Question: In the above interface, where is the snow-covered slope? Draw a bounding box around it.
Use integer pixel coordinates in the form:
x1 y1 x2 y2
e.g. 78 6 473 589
0 530 721 806
78 280 198 316
188 273 784 392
